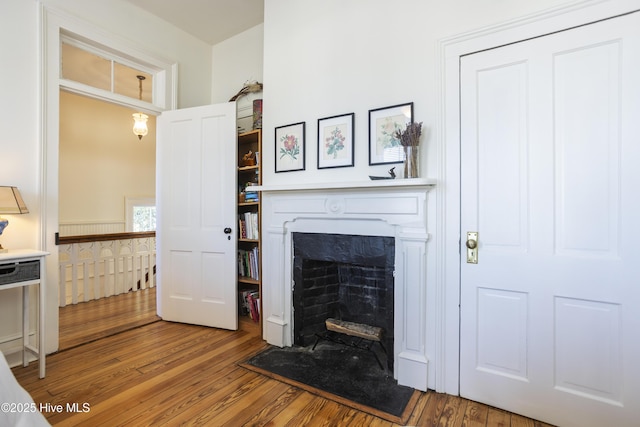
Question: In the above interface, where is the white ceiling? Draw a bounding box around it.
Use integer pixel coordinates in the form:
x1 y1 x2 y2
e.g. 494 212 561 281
121 0 264 45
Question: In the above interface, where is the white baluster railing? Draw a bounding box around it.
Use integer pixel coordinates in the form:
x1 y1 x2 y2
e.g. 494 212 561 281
58 234 156 307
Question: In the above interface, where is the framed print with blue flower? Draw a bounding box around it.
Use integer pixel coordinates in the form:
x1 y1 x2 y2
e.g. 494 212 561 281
368 102 413 165
317 113 354 169
275 121 305 173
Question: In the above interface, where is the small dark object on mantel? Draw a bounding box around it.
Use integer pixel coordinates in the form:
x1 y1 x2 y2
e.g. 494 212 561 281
369 166 396 180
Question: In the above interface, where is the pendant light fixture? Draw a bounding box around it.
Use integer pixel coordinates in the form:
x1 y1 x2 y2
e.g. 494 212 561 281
132 75 148 140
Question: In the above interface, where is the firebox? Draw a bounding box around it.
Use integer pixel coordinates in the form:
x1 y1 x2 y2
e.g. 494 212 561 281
292 232 395 371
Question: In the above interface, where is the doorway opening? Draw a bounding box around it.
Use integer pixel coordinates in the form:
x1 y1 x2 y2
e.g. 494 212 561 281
42 18 175 349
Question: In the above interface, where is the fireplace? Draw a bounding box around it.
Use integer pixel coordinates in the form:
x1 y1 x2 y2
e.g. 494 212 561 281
258 181 434 391
292 232 395 370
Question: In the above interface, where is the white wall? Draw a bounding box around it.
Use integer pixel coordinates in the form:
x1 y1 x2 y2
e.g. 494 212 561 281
59 91 156 231
0 0 41 363
212 24 265 133
0 1 41 252
0 0 215 359
260 0 570 186
212 24 264 104
253 0 577 391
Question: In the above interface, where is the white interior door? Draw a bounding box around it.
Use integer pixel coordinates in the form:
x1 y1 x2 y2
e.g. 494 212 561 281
156 103 237 330
460 12 640 427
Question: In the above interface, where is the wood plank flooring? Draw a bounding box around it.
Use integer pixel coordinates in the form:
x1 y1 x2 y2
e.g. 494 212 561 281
58 288 160 350
13 291 555 426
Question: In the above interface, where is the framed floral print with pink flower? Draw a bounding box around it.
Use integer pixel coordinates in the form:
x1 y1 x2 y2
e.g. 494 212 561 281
317 113 354 169
368 102 413 165
275 121 305 173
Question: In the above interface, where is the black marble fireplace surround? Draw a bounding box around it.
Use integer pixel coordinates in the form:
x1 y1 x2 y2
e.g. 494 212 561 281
292 232 395 371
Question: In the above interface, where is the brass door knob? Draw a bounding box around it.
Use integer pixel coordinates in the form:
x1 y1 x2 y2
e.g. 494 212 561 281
466 238 477 249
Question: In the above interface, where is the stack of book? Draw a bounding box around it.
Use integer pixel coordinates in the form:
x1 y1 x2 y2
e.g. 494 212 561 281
244 190 259 203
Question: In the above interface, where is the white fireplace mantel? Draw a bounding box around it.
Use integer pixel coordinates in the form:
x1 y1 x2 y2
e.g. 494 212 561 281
252 177 436 193
258 179 435 391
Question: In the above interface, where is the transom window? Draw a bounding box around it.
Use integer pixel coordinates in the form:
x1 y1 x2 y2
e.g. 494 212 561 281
61 38 153 103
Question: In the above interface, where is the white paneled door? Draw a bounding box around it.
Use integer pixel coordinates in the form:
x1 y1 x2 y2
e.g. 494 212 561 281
460 12 640 427
156 103 237 330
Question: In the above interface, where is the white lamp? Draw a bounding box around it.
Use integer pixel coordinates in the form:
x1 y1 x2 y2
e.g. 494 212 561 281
132 112 149 140
0 186 29 253
132 75 149 140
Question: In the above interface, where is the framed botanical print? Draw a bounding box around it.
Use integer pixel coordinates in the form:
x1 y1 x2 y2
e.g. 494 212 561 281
275 121 305 173
317 113 354 169
368 102 413 165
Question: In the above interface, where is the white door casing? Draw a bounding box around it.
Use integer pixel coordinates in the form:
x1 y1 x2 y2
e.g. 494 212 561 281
156 103 237 330
40 4 178 353
438 0 640 396
459 12 640 427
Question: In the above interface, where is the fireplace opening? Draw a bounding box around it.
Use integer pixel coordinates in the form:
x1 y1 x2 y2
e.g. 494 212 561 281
292 232 395 371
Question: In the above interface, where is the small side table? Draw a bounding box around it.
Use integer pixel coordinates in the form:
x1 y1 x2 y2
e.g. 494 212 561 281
0 249 49 378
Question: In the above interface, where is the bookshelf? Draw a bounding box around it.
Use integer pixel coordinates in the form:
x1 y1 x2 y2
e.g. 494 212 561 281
237 129 261 325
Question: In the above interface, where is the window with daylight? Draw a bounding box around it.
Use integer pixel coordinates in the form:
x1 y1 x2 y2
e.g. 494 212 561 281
133 206 156 232
126 197 156 232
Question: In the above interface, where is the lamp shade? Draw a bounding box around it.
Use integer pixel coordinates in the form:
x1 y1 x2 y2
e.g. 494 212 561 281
0 186 29 214
133 112 149 140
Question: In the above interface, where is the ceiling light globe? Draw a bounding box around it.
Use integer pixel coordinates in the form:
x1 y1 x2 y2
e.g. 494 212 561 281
132 112 149 140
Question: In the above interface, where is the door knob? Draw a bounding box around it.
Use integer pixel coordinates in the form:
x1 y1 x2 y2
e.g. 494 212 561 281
224 227 232 234
466 237 477 249
466 232 478 264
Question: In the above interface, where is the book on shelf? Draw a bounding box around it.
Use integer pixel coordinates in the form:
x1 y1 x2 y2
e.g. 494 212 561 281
242 181 259 197
251 246 259 279
238 212 259 240
237 247 259 280
239 290 251 316
238 218 246 239
244 192 259 202
244 186 259 195
238 289 260 321
246 291 260 322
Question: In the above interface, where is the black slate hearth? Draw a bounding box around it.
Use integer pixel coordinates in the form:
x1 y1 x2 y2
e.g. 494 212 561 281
243 340 416 422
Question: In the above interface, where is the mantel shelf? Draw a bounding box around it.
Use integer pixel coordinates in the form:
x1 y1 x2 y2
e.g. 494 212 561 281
253 177 436 193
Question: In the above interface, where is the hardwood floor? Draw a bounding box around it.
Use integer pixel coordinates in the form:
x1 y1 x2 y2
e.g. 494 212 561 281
58 287 160 350
13 292 555 426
